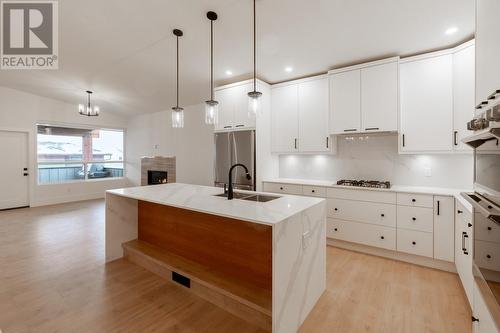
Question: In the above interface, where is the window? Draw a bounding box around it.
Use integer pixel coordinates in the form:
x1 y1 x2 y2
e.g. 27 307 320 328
37 125 124 184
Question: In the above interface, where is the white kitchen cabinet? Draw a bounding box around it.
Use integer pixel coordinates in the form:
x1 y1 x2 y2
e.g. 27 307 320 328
455 199 474 306
453 42 475 151
476 0 500 106
329 58 399 135
271 84 299 153
329 70 361 134
434 196 455 262
298 77 330 152
271 76 331 153
215 82 256 131
400 53 454 152
361 61 399 132
262 182 302 195
473 282 499 333
397 229 433 258
328 218 396 251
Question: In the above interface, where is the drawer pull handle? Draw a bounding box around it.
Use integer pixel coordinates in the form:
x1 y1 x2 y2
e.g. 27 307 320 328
380 236 385 240
334 228 338 232
312 190 315 193
412 241 416 245
468 223 472 228
487 254 492 259
457 210 463 214
412 217 416 221
488 226 492 231
280 187 284 190
381 214 385 217
412 199 416 203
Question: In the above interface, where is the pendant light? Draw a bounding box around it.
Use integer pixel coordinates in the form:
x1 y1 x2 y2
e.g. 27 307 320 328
247 0 262 116
172 29 184 128
205 11 219 125
78 90 100 117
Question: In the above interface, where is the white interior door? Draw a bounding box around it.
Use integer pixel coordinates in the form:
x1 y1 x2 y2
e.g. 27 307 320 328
0 131 29 209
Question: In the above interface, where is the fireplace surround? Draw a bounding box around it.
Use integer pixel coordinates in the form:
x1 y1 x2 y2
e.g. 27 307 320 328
140 156 176 186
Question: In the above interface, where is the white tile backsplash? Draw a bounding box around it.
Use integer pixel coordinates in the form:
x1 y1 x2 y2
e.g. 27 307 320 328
279 134 473 189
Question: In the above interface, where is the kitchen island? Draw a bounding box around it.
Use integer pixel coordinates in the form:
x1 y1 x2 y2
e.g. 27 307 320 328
105 183 326 333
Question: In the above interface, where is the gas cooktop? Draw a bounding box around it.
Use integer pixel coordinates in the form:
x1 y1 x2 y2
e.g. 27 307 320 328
336 179 391 189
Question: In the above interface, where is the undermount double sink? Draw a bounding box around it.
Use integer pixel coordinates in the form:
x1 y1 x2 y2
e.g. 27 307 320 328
214 192 280 202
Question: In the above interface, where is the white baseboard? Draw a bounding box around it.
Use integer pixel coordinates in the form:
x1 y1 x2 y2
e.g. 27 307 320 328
31 192 105 207
327 238 457 273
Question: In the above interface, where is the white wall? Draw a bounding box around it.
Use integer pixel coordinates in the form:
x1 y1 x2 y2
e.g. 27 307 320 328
279 134 473 189
126 104 215 187
0 86 129 206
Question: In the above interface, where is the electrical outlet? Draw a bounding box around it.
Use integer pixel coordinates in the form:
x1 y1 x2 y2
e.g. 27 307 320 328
424 167 432 177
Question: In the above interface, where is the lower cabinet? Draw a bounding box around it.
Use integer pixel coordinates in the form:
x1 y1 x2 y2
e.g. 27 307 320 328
473 281 499 333
455 199 474 306
264 182 455 262
396 229 433 257
327 219 396 251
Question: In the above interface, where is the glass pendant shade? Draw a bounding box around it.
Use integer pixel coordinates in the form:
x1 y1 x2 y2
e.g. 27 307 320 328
248 91 262 116
205 100 219 125
171 107 184 128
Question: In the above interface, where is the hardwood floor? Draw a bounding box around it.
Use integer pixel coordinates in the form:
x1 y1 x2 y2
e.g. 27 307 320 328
0 200 471 333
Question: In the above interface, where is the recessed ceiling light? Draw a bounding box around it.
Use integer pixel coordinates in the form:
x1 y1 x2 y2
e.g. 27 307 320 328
225 70 233 76
285 66 293 73
445 27 458 35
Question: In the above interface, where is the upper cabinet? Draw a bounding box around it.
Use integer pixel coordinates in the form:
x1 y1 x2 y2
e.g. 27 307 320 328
400 53 454 152
329 70 361 133
361 62 399 132
271 75 331 153
400 41 475 153
476 0 500 106
271 84 299 153
215 81 256 131
453 42 475 151
329 58 399 134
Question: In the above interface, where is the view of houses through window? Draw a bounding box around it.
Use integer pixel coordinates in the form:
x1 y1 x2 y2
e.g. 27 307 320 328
37 125 124 184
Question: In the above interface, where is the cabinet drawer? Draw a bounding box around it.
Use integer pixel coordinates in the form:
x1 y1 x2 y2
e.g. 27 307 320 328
327 198 396 227
327 187 396 204
397 206 434 233
475 240 500 275
263 182 302 195
476 213 500 243
327 218 396 250
397 193 434 208
397 229 433 258
302 185 327 197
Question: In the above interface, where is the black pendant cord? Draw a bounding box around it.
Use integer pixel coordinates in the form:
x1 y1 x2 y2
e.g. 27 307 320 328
210 19 214 101
87 92 91 109
252 0 256 92
176 34 179 108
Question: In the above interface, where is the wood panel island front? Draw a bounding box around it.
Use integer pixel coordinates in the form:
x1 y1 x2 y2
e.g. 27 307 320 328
105 183 326 333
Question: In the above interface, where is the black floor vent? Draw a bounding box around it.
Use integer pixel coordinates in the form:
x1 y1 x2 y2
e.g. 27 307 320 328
172 271 191 288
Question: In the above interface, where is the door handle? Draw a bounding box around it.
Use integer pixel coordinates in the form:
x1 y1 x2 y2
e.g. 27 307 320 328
23 173 29 176
365 127 379 131
343 129 357 132
454 131 458 146
294 138 297 149
326 137 329 148
437 200 440 216
402 134 406 147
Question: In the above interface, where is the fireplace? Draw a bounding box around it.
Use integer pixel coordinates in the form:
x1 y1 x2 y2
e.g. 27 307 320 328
148 170 168 185
140 156 176 186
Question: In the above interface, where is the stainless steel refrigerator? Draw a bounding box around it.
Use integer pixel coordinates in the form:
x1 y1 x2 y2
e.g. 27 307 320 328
214 130 255 191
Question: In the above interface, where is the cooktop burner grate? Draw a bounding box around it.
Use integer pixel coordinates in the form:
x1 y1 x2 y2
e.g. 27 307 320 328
336 179 391 189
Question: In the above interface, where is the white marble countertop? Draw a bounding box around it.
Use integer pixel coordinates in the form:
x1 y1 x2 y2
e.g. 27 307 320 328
107 183 324 226
263 178 474 211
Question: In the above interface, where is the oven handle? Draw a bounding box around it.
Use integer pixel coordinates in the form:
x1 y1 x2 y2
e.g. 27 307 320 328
463 232 469 255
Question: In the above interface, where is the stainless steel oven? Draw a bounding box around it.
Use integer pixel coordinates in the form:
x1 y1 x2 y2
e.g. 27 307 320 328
462 124 500 326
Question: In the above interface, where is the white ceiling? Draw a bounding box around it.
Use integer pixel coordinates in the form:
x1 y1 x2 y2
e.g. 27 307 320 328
0 0 474 116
